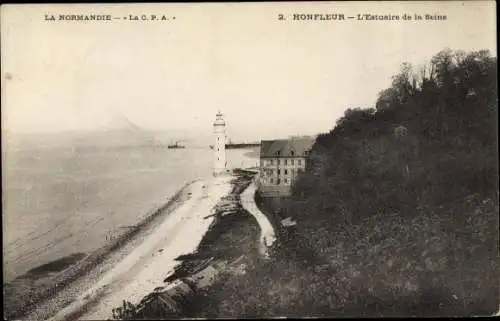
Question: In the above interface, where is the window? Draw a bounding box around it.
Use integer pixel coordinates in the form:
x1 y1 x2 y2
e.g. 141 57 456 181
291 151 295 156
277 178 281 185
284 178 288 184
277 169 280 175
298 159 302 165
270 178 274 184
291 159 294 165
284 159 288 165
270 159 274 165
277 159 280 165
284 169 288 175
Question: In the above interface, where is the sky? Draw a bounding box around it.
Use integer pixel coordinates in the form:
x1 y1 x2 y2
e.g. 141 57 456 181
1 2 497 142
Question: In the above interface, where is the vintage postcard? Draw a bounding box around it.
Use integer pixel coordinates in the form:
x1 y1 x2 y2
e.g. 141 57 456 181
1 1 498 319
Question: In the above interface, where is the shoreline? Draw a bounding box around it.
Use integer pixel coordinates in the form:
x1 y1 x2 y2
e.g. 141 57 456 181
114 168 261 319
7 180 197 321
50 173 236 320
162 169 259 283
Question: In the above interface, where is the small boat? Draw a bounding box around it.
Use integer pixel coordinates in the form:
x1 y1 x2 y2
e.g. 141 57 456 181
168 141 185 149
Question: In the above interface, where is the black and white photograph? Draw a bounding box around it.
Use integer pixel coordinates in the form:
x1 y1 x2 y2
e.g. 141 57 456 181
1 1 498 319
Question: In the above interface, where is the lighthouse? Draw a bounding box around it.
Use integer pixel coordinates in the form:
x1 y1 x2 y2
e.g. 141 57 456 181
213 111 226 175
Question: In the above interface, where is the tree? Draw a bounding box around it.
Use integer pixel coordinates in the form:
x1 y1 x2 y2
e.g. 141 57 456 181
376 63 418 112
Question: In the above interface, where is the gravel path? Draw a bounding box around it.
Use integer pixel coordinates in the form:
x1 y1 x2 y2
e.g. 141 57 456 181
240 182 276 257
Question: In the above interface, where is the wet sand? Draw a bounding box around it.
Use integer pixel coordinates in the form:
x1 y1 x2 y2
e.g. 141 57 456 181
18 181 195 321
43 174 234 321
5 148 259 321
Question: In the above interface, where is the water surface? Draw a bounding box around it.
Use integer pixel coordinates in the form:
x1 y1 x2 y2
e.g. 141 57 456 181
3 137 258 282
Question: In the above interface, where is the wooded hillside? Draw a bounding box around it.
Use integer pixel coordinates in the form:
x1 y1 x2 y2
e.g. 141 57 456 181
190 48 499 318
119 49 498 319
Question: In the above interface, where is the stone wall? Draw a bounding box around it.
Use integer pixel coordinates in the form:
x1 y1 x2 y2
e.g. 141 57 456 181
257 184 292 197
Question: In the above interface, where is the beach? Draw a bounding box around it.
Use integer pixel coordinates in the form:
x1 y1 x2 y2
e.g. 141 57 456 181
3 138 259 320
47 175 234 320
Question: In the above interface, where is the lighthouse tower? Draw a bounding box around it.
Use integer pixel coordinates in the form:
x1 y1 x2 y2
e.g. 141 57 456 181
213 111 226 175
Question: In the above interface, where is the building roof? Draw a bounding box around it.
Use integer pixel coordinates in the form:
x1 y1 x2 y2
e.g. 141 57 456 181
260 138 315 158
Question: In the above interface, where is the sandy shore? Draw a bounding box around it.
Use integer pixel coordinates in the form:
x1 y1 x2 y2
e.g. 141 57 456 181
42 174 234 321
18 174 233 321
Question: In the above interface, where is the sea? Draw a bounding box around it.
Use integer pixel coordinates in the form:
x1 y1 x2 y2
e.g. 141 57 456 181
2 133 259 282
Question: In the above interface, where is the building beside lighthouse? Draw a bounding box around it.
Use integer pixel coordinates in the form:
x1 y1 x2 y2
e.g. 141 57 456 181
213 111 227 175
257 137 315 196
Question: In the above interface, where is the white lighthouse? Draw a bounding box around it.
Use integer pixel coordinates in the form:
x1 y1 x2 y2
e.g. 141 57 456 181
213 111 227 175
